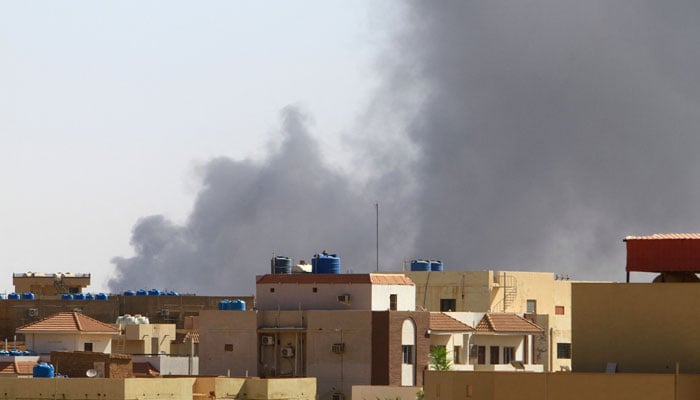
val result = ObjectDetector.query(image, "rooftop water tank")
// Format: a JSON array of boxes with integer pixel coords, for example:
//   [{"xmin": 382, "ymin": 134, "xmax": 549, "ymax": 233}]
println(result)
[
  {"xmin": 410, "ymin": 259, "xmax": 431, "ymax": 271},
  {"xmin": 166, "ymin": 291, "xmax": 179, "ymax": 296},
  {"xmin": 61, "ymin": 294, "xmax": 73, "ymax": 300},
  {"xmin": 8, "ymin": 293, "xmax": 19, "ymax": 300},
  {"xmin": 136, "ymin": 289, "xmax": 148, "ymax": 296},
  {"xmin": 0, "ymin": 350, "xmax": 8, "ymax": 356},
  {"xmin": 73, "ymin": 293, "xmax": 85, "ymax": 300},
  {"xmin": 84, "ymin": 293, "xmax": 95, "ymax": 300},
  {"xmin": 21, "ymin": 292, "xmax": 35, "ymax": 300},
  {"xmin": 230, "ymin": 299, "xmax": 246, "ymax": 311},
  {"xmin": 312, "ymin": 252, "xmax": 341, "ymax": 274},
  {"xmin": 9, "ymin": 349, "xmax": 22, "ymax": 356},
  {"xmin": 272, "ymin": 256, "xmax": 293, "ymax": 274},
  {"xmin": 430, "ymin": 260, "xmax": 444, "ymax": 272},
  {"xmin": 147, "ymin": 289, "xmax": 161, "ymax": 296},
  {"xmin": 218, "ymin": 300, "xmax": 230, "ymax": 310},
  {"xmin": 33, "ymin": 362, "xmax": 55, "ymax": 378},
  {"xmin": 123, "ymin": 290, "xmax": 136, "ymax": 296},
  {"xmin": 96, "ymin": 293, "xmax": 109, "ymax": 301}
]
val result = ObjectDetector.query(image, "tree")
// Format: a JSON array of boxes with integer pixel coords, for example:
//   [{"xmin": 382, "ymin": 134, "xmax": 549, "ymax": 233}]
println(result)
[{"xmin": 429, "ymin": 345, "xmax": 452, "ymax": 371}]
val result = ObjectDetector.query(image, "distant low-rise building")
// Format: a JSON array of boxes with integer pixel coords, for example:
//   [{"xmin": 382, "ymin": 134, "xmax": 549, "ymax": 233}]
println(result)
[{"xmin": 16, "ymin": 312, "xmax": 119, "ymax": 354}]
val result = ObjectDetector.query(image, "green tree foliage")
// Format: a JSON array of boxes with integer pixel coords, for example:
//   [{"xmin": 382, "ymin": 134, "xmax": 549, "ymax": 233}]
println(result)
[{"xmin": 429, "ymin": 345, "xmax": 452, "ymax": 371}]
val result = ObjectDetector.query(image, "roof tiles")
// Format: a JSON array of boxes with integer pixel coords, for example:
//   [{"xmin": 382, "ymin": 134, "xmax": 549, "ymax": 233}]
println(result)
[
  {"xmin": 429, "ymin": 313, "xmax": 474, "ymax": 332},
  {"xmin": 475, "ymin": 313, "xmax": 544, "ymax": 334},
  {"xmin": 625, "ymin": 233, "xmax": 700, "ymax": 240},
  {"xmin": 16, "ymin": 312, "xmax": 118, "ymax": 334}
]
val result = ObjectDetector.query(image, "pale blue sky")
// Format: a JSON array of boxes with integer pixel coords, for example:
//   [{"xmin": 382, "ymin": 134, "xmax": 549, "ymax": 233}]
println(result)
[{"xmin": 0, "ymin": 1, "xmax": 387, "ymax": 292}]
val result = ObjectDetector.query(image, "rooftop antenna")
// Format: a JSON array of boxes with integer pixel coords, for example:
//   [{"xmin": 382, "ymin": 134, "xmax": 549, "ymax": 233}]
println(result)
[{"xmin": 375, "ymin": 202, "xmax": 379, "ymax": 272}]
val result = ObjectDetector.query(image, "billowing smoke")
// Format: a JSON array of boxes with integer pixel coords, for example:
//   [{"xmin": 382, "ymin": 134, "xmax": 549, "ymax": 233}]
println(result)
[
  {"xmin": 109, "ymin": 108, "xmax": 413, "ymax": 294},
  {"xmin": 111, "ymin": 2, "xmax": 700, "ymax": 293},
  {"xmin": 394, "ymin": 1, "xmax": 700, "ymax": 280}
]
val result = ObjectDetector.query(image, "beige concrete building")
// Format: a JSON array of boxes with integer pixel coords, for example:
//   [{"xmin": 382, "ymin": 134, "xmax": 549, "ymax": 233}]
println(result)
[
  {"xmin": 13, "ymin": 272, "xmax": 91, "ymax": 296},
  {"xmin": 199, "ymin": 309, "xmax": 430, "ymax": 400},
  {"xmin": 16, "ymin": 312, "xmax": 119, "ymax": 354},
  {"xmin": 395, "ymin": 270, "xmax": 574, "ymax": 371},
  {"xmin": 115, "ymin": 323, "xmax": 176, "ymax": 355}
]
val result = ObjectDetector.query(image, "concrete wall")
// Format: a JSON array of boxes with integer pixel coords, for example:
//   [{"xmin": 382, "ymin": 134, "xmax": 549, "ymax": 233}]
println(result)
[
  {"xmin": 352, "ymin": 385, "xmax": 423, "ymax": 400},
  {"xmin": 424, "ymin": 371, "xmax": 700, "ymax": 400},
  {"xmin": 122, "ymin": 323, "xmax": 176, "ymax": 354},
  {"xmin": 370, "ymin": 284, "xmax": 416, "ymax": 311},
  {"xmin": 50, "ymin": 351, "xmax": 133, "ymax": 378},
  {"xmin": 133, "ymin": 355, "xmax": 199, "ymax": 375},
  {"xmin": 198, "ymin": 309, "xmax": 259, "ymax": 377},
  {"xmin": 573, "ymin": 282, "xmax": 700, "ymax": 373},
  {"xmin": 0, "ymin": 376, "xmax": 316, "ymax": 400},
  {"xmin": 24, "ymin": 332, "xmax": 112, "ymax": 354}
]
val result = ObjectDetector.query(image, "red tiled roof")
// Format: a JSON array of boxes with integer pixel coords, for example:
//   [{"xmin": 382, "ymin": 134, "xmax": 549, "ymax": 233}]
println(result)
[
  {"xmin": 174, "ymin": 330, "xmax": 199, "ymax": 344},
  {"xmin": 429, "ymin": 313, "xmax": 474, "ymax": 332},
  {"xmin": 133, "ymin": 362, "xmax": 159, "ymax": 377},
  {"xmin": 256, "ymin": 273, "xmax": 414, "ymax": 285},
  {"xmin": 16, "ymin": 312, "xmax": 118, "ymax": 334},
  {"xmin": 475, "ymin": 313, "xmax": 543, "ymax": 334},
  {"xmin": 625, "ymin": 233, "xmax": 700, "ymax": 240}
]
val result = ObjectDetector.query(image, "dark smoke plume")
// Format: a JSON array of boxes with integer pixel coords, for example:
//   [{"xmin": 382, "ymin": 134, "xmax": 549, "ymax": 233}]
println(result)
[
  {"xmin": 394, "ymin": 1, "xmax": 700, "ymax": 280},
  {"xmin": 111, "ymin": 2, "xmax": 700, "ymax": 293},
  {"xmin": 109, "ymin": 108, "xmax": 412, "ymax": 294}
]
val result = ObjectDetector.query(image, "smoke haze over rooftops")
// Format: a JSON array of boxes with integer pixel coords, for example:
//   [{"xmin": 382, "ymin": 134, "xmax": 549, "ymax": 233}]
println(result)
[{"xmin": 110, "ymin": 2, "xmax": 700, "ymax": 294}]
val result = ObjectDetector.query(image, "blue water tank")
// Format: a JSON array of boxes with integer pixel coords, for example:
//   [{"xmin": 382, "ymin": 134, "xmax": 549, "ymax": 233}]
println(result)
[
  {"xmin": 84, "ymin": 293, "xmax": 94, "ymax": 300},
  {"xmin": 272, "ymin": 256, "xmax": 293, "ymax": 274},
  {"xmin": 96, "ymin": 293, "xmax": 109, "ymax": 301},
  {"xmin": 166, "ymin": 291, "xmax": 179, "ymax": 296},
  {"xmin": 7, "ymin": 293, "xmax": 19, "ymax": 300},
  {"xmin": 123, "ymin": 290, "xmax": 136, "ymax": 296},
  {"xmin": 218, "ymin": 300, "xmax": 229, "ymax": 310},
  {"xmin": 0, "ymin": 350, "xmax": 8, "ymax": 356},
  {"xmin": 33, "ymin": 362, "xmax": 55, "ymax": 378},
  {"xmin": 9, "ymin": 349, "xmax": 22, "ymax": 356},
  {"xmin": 230, "ymin": 299, "xmax": 246, "ymax": 311},
  {"xmin": 410, "ymin": 259, "xmax": 431, "ymax": 271},
  {"xmin": 136, "ymin": 289, "xmax": 148, "ymax": 296},
  {"xmin": 148, "ymin": 289, "xmax": 161, "ymax": 296},
  {"xmin": 61, "ymin": 294, "xmax": 73, "ymax": 300},
  {"xmin": 312, "ymin": 253, "xmax": 341, "ymax": 274},
  {"xmin": 430, "ymin": 260, "xmax": 444, "ymax": 272},
  {"xmin": 73, "ymin": 293, "xmax": 85, "ymax": 300},
  {"xmin": 0, "ymin": 294, "xmax": 4, "ymax": 300},
  {"xmin": 22, "ymin": 292, "xmax": 35, "ymax": 300},
  {"xmin": 23, "ymin": 350, "xmax": 37, "ymax": 356}
]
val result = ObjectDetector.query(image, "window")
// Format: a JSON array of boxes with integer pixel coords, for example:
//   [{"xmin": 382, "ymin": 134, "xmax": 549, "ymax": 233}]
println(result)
[
  {"xmin": 477, "ymin": 346, "xmax": 486, "ymax": 365},
  {"xmin": 224, "ymin": 344, "xmax": 234, "ymax": 352},
  {"xmin": 503, "ymin": 347, "xmax": 515, "ymax": 363},
  {"xmin": 440, "ymin": 298, "xmax": 456, "ymax": 312},
  {"xmin": 83, "ymin": 342, "xmax": 93, "ymax": 352},
  {"xmin": 557, "ymin": 343, "xmax": 571, "ymax": 359},
  {"xmin": 454, "ymin": 345, "xmax": 462, "ymax": 364},
  {"xmin": 270, "ymin": 288, "xmax": 275, "ymax": 293},
  {"xmin": 555, "ymin": 305, "xmax": 565, "ymax": 315},
  {"xmin": 390, "ymin": 294, "xmax": 397, "ymax": 311},
  {"xmin": 402, "ymin": 345, "xmax": 414, "ymax": 364},
  {"xmin": 489, "ymin": 346, "xmax": 500, "ymax": 364},
  {"xmin": 312, "ymin": 287, "xmax": 318, "ymax": 293},
  {"xmin": 526, "ymin": 299, "xmax": 537, "ymax": 314}
]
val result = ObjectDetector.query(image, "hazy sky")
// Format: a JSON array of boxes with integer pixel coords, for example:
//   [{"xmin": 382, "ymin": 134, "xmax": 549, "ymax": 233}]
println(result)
[
  {"xmin": 4, "ymin": 2, "xmax": 700, "ymax": 295},
  {"xmin": 1, "ymin": 1, "xmax": 382, "ymax": 293}
]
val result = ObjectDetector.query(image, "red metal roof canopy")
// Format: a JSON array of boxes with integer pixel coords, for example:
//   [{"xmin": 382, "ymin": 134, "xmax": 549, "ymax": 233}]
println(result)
[{"xmin": 625, "ymin": 233, "xmax": 700, "ymax": 273}]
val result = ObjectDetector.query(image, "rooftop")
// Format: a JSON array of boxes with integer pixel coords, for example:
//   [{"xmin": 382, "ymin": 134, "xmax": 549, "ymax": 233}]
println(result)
[
  {"xmin": 475, "ymin": 313, "xmax": 544, "ymax": 334},
  {"xmin": 256, "ymin": 273, "xmax": 414, "ymax": 285},
  {"xmin": 17, "ymin": 312, "xmax": 119, "ymax": 334},
  {"xmin": 625, "ymin": 233, "xmax": 700, "ymax": 240},
  {"xmin": 429, "ymin": 313, "xmax": 474, "ymax": 332}
]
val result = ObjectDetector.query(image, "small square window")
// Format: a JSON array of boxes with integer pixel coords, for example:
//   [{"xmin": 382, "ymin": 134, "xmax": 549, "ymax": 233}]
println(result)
[
  {"xmin": 557, "ymin": 343, "xmax": 571, "ymax": 359},
  {"xmin": 526, "ymin": 299, "xmax": 537, "ymax": 314},
  {"xmin": 270, "ymin": 288, "xmax": 275, "ymax": 293},
  {"xmin": 224, "ymin": 344, "xmax": 234, "ymax": 352},
  {"xmin": 84, "ymin": 342, "xmax": 93, "ymax": 352},
  {"xmin": 440, "ymin": 298, "xmax": 456, "ymax": 312},
  {"xmin": 313, "ymin": 287, "xmax": 318, "ymax": 293},
  {"xmin": 555, "ymin": 306, "xmax": 565, "ymax": 315}
]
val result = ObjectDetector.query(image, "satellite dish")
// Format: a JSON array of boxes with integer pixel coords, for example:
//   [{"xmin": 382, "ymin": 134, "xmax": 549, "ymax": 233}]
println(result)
[{"xmin": 86, "ymin": 369, "xmax": 98, "ymax": 378}]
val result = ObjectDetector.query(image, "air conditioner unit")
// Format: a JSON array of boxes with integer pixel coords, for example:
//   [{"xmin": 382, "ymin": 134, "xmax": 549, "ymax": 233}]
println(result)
[
  {"xmin": 262, "ymin": 335, "xmax": 275, "ymax": 346},
  {"xmin": 281, "ymin": 347, "xmax": 295, "ymax": 358},
  {"xmin": 331, "ymin": 393, "xmax": 345, "ymax": 400},
  {"xmin": 28, "ymin": 308, "xmax": 38, "ymax": 317},
  {"xmin": 337, "ymin": 294, "xmax": 350, "ymax": 304}
]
